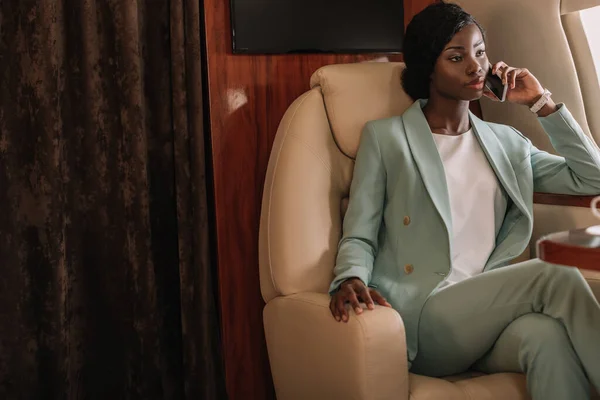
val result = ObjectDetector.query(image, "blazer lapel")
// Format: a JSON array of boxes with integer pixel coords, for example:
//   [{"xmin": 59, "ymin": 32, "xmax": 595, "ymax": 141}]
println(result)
[
  {"xmin": 469, "ymin": 112, "xmax": 529, "ymax": 219},
  {"xmin": 403, "ymin": 100, "xmax": 453, "ymax": 240}
]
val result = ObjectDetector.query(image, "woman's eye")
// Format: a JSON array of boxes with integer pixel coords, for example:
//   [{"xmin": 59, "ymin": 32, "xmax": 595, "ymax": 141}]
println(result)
[
  {"xmin": 450, "ymin": 55, "xmax": 462, "ymax": 62},
  {"xmin": 477, "ymin": 49, "xmax": 486, "ymax": 56}
]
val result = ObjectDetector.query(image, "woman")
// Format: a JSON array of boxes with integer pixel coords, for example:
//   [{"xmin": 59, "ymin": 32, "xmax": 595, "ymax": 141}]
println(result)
[{"xmin": 328, "ymin": 3, "xmax": 600, "ymax": 399}]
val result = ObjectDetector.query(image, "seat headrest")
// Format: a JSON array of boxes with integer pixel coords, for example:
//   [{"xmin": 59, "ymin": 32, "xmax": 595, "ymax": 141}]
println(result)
[
  {"xmin": 309, "ymin": 62, "xmax": 414, "ymax": 158},
  {"xmin": 561, "ymin": 0, "xmax": 600, "ymax": 14}
]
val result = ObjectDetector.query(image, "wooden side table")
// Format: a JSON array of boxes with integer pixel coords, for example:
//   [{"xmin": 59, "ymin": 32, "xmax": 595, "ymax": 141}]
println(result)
[{"xmin": 537, "ymin": 228, "xmax": 600, "ymax": 272}]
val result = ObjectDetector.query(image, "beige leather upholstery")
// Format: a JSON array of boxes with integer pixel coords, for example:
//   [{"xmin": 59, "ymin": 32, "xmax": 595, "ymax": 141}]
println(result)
[
  {"xmin": 308, "ymin": 63, "xmax": 413, "ymax": 158},
  {"xmin": 259, "ymin": 63, "xmax": 414, "ymax": 304},
  {"xmin": 562, "ymin": 0, "xmax": 600, "ymax": 14},
  {"xmin": 258, "ymin": 88, "xmax": 350, "ymax": 303},
  {"xmin": 538, "ymin": 4, "xmax": 600, "ymax": 306},
  {"xmin": 563, "ymin": 10, "xmax": 600, "ymax": 145},
  {"xmin": 264, "ymin": 293, "xmax": 408, "ymax": 400},
  {"xmin": 259, "ymin": 60, "xmax": 600, "ymax": 399},
  {"xmin": 455, "ymin": 0, "xmax": 599, "ymax": 149},
  {"xmin": 457, "ymin": 0, "xmax": 600, "ymax": 300},
  {"xmin": 408, "ymin": 372, "xmax": 529, "ymax": 400}
]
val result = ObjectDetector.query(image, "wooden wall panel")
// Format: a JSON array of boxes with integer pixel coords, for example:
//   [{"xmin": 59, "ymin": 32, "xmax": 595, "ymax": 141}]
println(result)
[{"xmin": 203, "ymin": 1, "xmax": 438, "ymax": 399}]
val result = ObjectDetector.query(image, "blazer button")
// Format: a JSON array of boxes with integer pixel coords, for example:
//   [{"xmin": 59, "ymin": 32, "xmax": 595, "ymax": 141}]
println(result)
[
  {"xmin": 404, "ymin": 264, "xmax": 414, "ymax": 274},
  {"xmin": 403, "ymin": 216, "xmax": 411, "ymax": 226}
]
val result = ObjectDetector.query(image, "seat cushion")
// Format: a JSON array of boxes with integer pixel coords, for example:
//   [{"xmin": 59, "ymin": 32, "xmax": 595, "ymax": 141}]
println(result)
[
  {"xmin": 409, "ymin": 372, "xmax": 529, "ymax": 400},
  {"xmin": 410, "ymin": 371, "xmax": 600, "ymax": 399}
]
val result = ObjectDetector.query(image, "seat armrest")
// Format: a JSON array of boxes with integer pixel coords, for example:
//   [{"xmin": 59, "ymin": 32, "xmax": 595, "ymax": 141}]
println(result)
[
  {"xmin": 531, "ymin": 203, "xmax": 600, "ymax": 300},
  {"xmin": 533, "ymin": 192, "xmax": 596, "ymax": 208},
  {"xmin": 586, "ymin": 273, "xmax": 600, "ymax": 301},
  {"xmin": 263, "ymin": 292, "xmax": 408, "ymax": 400}
]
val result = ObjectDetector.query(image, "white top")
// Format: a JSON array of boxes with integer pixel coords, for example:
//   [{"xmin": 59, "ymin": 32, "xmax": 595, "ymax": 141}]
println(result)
[{"xmin": 432, "ymin": 129, "xmax": 507, "ymax": 289}]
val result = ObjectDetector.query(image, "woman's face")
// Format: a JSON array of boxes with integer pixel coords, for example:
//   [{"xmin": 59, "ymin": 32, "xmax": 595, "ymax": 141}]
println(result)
[{"xmin": 430, "ymin": 23, "xmax": 490, "ymax": 101}]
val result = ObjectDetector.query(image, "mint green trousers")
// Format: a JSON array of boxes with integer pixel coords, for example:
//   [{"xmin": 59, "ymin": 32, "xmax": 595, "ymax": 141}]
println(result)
[{"xmin": 411, "ymin": 259, "xmax": 600, "ymax": 400}]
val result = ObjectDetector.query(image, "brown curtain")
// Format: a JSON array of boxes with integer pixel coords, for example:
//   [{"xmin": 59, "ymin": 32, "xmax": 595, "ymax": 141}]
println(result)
[{"xmin": 0, "ymin": 0, "xmax": 225, "ymax": 399}]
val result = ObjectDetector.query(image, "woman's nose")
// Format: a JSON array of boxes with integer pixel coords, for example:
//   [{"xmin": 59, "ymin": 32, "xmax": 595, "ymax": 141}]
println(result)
[{"xmin": 467, "ymin": 60, "xmax": 483, "ymax": 75}]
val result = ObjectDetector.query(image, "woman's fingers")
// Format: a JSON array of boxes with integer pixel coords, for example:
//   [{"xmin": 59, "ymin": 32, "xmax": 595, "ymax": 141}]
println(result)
[
  {"xmin": 492, "ymin": 61, "xmax": 525, "ymax": 89},
  {"xmin": 370, "ymin": 290, "xmax": 392, "ymax": 307},
  {"xmin": 330, "ymin": 280, "xmax": 393, "ymax": 323},
  {"xmin": 492, "ymin": 61, "xmax": 513, "ymax": 85},
  {"xmin": 502, "ymin": 66, "xmax": 512, "ymax": 86},
  {"xmin": 491, "ymin": 62, "xmax": 499, "ymax": 74},
  {"xmin": 329, "ymin": 297, "xmax": 341, "ymax": 322},
  {"xmin": 347, "ymin": 289, "xmax": 362, "ymax": 315},
  {"xmin": 359, "ymin": 286, "xmax": 375, "ymax": 310},
  {"xmin": 487, "ymin": 63, "xmax": 543, "ymax": 105},
  {"xmin": 509, "ymin": 68, "xmax": 523, "ymax": 89},
  {"xmin": 336, "ymin": 295, "xmax": 348, "ymax": 322},
  {"xmin": 505, "ymin": 68, "xmax": 513, "ymax": 88},
  {"xmin": 492, "ymin": 61, "xmax": 506, "ymax": 76}
]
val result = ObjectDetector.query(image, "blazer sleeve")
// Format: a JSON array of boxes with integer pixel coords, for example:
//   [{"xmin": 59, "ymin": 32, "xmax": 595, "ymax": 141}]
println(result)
[
  {"xmin": 328, "ymin": 122, "xmax": 386, "ymax": 294},
  {"xmin": 526, "ymin": 104, "xmax": 600, "ymax": 194}
]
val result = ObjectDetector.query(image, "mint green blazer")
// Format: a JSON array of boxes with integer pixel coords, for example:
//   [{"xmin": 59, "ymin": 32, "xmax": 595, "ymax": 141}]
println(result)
[{"xmin": 329, "ymin": 99, "xmax": 600, "ymax": 362}]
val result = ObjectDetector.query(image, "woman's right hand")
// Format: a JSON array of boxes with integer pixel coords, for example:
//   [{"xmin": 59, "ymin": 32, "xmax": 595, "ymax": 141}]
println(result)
[{"xmin": 329, "ymin": 277, "xmax": 392, "ymax": 322}]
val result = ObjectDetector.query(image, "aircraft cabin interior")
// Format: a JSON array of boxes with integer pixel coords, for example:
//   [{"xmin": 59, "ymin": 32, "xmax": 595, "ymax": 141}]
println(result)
[{"xmin": 1, "ymin": 0, "xmax": 600, "ymax": 399}]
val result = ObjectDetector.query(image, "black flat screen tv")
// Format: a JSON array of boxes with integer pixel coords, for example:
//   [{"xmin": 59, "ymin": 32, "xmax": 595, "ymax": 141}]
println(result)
[{"xmin": 230, "ymin": 0, "xmax": 404, "ymax": 54}]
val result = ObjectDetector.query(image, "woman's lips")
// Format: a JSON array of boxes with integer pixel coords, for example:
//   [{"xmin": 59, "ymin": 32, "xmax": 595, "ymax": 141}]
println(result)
[{"xmin": 466, "ymin": 80, "xmax": 485, "ymax": 90}]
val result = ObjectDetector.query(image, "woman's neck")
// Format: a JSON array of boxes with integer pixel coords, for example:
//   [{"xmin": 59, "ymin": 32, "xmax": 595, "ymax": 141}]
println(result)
[{"xmin": 422, "ymin": 96, "xmax": 471, "ymax": 136}]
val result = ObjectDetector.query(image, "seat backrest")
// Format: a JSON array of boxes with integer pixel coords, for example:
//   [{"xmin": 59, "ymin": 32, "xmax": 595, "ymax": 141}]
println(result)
[
  {"xmin": 456, "ymin": 0, "xmax": 600, "ymax": 150},
  {"xmin": 259, "ymin": 62, "xmax": 413, "ymax": 302},
  {"xmin": 563, "ymin": 6, "xmax": 600, "ymax": 143}
]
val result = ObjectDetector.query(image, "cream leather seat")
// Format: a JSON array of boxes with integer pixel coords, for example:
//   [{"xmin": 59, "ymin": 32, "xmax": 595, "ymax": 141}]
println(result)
[
  {"xmin": 259, "ymin": 62, "xmax": 600, "ymax": 400},
  {"xmin": 455, "ymin": 0, "xmax": 600, "ymax": 299}
]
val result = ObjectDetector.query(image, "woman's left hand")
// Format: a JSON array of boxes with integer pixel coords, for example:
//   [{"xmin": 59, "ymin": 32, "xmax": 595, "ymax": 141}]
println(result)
[{"xmin": 484, "ymin": 61, "xmax": 545, "ymax": 106}]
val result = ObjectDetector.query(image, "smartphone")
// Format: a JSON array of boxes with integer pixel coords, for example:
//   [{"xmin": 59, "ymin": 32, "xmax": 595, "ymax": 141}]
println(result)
[{"xmin": 485, "ymin": 68, "xmax": 508, "ymax": 102}]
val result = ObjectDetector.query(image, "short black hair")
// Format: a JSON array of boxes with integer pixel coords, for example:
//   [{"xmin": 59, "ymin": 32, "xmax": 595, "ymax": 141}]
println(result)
[{"xmin": 401, "ymin": 2, "xmax": 485, "ymax": 100}]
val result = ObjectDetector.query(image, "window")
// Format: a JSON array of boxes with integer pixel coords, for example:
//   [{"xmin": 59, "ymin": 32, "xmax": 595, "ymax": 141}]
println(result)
[{"xmin": 581, "ymin": 6, "xmax": 600, "ymax": 79}]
